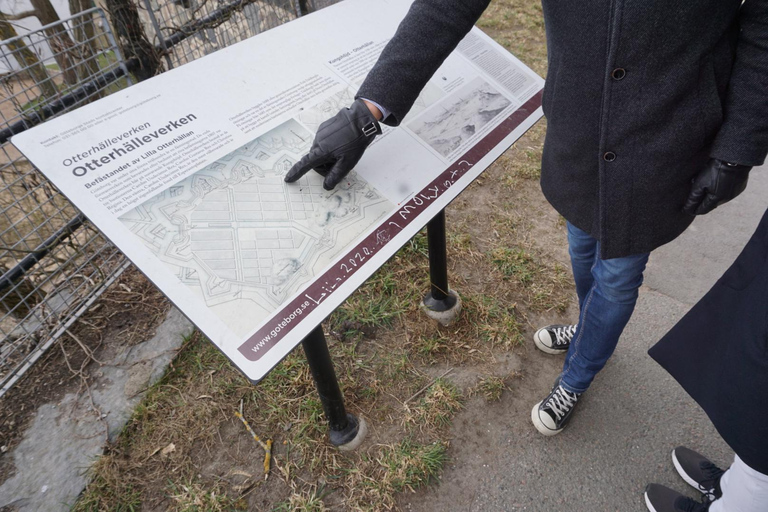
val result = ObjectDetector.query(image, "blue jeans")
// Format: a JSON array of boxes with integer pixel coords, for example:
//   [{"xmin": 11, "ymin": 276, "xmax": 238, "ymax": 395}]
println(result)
[{"xmin": 560, "ymin": 222, "xmax": 650, "ymax": 394}]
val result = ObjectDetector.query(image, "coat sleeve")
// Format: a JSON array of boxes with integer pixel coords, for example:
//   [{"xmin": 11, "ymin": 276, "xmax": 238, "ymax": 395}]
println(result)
[
  {"xmin": 355, "ymin": 0, "xmax": 492, "ymax": 126},
  {"xmin": 710, "ymin": 0, "xmax": 768, "ymax": 167}
]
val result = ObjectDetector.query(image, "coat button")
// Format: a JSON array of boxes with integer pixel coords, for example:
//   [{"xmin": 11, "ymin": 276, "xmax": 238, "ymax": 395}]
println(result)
[
  {"xmin": 604, "ymin": 151, "xmax": 616, "ymax": 162},
  {"xmin": 611, "ymin": 68, "xmax": 626, "ymax": 80}
]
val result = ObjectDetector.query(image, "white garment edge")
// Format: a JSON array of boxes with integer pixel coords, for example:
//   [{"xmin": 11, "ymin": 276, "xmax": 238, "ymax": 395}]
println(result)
[
  {"xmin": 709, "ymin": 455, "xmax": 768, "ymax": 512},
  {"xmin": 359, "ymin": 97, "xmax": 391, "ymax": 121}
]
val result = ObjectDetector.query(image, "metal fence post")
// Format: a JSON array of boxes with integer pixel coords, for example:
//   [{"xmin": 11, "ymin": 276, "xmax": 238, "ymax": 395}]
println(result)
[{"xmin": 140, "ymin": 0, "xmax": 174, "ymax": 70}]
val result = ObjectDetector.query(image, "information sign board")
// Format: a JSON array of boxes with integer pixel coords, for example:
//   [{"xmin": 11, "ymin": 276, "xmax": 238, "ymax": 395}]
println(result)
[{"xmin": 12, "ymin": 0, "xmax": 544, "ymax": 382}]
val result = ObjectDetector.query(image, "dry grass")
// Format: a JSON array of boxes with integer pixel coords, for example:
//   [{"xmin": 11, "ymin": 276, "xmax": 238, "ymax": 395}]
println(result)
[
  {"xmin": 70, "ymin": 1, "xmax": 569, "ymax": 510},
  {"xmin": 403, "ymin": 379, "xmax": 463, "ymax": 433},
  {"xmin": 72, "ymin": 212, "xmax": 554, "ymax": 510}
]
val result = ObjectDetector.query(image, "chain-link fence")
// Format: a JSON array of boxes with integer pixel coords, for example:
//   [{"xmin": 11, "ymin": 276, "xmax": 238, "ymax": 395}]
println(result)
[
  {"xmin": 0, "ymin": 0, "xmax": 342, "ymax": 397},
  {"xmin": 0, "ymin": 8, "xmax": 133, "ymax": 396}
]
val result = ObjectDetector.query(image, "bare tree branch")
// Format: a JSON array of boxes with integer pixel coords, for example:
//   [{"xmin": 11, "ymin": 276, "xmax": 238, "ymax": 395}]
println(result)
[{"xmin": 1, "ymin": 10, "xmax": 38, "ymax": 21}]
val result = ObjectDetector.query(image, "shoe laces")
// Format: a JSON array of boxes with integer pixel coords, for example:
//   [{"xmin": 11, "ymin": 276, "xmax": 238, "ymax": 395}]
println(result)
[
  {"xmin": 553, "ymin": 325, "xmax": 577, "ymax": 346},
  {"xmin": 698, "ymin": 461, "xmax": 725, "ymax": 500},
  {"xmin": 545, "ymin": 386, "xmax": 579, "ymax": 420},
  {"xmin": 676, "ymin": 493, "xmax": 711, "ymax": 512}
]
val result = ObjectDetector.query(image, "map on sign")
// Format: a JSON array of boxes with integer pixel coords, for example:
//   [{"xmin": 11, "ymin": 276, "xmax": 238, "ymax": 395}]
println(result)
[
  {"xmin": 12, "ymin": 0, "xmax": 544, "ymax": 382},
  {"xmin": 119, "ymin": 120, "xmax": 392, "ymax": 338}
]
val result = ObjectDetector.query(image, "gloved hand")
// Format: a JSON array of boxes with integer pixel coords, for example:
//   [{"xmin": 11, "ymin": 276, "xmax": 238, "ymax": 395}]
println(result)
[
  {"xmin": 683, "ymin": 158, "xmax": 752, "ymax": 216},
  {"xmin": 285, "ymin": 99, "xmax": 381, "ymax": 190}
]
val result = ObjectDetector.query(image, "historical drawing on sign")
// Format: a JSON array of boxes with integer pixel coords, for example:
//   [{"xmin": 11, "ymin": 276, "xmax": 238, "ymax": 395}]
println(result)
[
  {"xmin": 408, "ymin": 77, "xmax": 512, "ymax": 158},
  {"xmin": 119, "ymin": 119, "xmax": 394, "ymax": 337}
]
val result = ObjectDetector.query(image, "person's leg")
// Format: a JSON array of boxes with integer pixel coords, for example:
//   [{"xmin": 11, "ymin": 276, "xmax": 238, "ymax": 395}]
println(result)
[
  {"xmin": 566, "ymin": 222, "xmax": 598, "ymax": 311},
  {"xmin": 710, "ymin": 455, "xmax": 768, "ymax": 512},
  {"xmin": 559, "ymin": 245, "xmax": 649, "ymax": 394},
  {"xmin": 532, "ymin": 240, "xmax": 649, "ymax": 434},
  {"xmin": 532, "ymin": 223, "xmax": 597, "ymax": 354}
]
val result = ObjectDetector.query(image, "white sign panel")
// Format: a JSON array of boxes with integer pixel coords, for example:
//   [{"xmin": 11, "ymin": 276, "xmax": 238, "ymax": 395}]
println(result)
[{"xmin": 12, "ymin": 0, "xmax": 543, "ymax": 382}]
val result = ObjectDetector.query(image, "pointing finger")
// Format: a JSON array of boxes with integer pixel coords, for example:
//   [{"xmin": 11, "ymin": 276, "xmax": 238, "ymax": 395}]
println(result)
[
  {"xmin": 284, "ymin": 148, "xmax": 327, "ymax": 183},
  {"xmin": 322, "ymin": 156, "xmax": 354, "ymax": 190}
]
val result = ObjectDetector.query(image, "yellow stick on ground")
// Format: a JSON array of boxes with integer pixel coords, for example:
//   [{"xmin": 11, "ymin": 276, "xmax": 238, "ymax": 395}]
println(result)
[
  {"xmin": 234, "ymin": 411, "xmax": 269, "ymax": 451},
  {"xmin": 235, "ymin": 411, "xmax": 273, "ymax": 480},
  {"xmin": 235, "ymin": 411, "xmax": 282, "ymax": 480},
  {"xmin": 264, "ymin": 440, "xmax": 273, "ymax": 481}
]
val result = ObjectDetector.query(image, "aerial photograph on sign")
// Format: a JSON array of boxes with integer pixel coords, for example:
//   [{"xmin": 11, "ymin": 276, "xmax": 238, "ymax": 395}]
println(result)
[{"xmin": 408, "ymin": 77, "xmax": 513, "ymax": 158}]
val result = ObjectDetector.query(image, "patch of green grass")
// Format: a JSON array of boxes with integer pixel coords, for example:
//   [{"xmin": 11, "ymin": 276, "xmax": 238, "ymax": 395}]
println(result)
[
  {"xmin": 405, "ymin": 378, "xmax": 463, "ymax": 431},
  {"xmin": 415, "ymin": 334, "xmax": 449, "ymax": 357},
  {"xmin": 168, "ymin": 479, "xmax": 245, "ymax": 511},
  {"xmin": 274, "ymin": 485, "xmax": 328, "ymax": 512},
  {"xmin": 482, "ymin": 301, "xmax": 525, "ymax": 348},
  {"xmin": 448, "ymin": 231, "xmax": 473, "ymax": 252},
  {"xmin": 489, "ymin": 247, "xmax": 570, "ymax": 312},
  {"xmin": 71, "ymin": 470, "xmax": 142, "ymax": 512},
  {"xmin": 491, "ymin": 247, "xmax": 537, "ymax": 285},
  {"xmin": 375, "ymin": 350, "xmax": 413, "ymax": 385},
  {"xmin": 476, "ymin": 375, "xmax": 505, "ymax": 402},
  {"xmin": 378, "ymin": 439, "xmax": 448, "ymax": 494},
  {"xmin": 401, "ymin": 229, "xmax": 430, "ymax": 258},
  {"xmin": 332, "ymin": 293, "xmax": 405, "ymax": 331}
]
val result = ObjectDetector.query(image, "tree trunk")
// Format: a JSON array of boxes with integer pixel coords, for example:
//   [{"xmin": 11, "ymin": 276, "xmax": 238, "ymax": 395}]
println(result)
[
  {"xmin": 68, "ymin": 0, "xmax": 102, "ymax": 87},
  {"xmin": 0, "ymin": 12, "xmax": 59, "ymax": 101},
  {"xmin": 29, "ymin": 0, "xmax": 79, "ymax": 85},
  {"xmin": 104, "ymin": 0, "xmax": 160, "ymax": 81}
]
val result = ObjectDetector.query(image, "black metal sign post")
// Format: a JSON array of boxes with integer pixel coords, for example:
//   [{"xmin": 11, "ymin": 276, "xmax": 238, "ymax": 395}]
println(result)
[
  {"xmin": 301, "ymin": 209, "xmax": 462, "ymax": 449},
  {"xmin": 301, "ymin": 325, "xmax": 367, "ymax": 450},
  {"xmin": 422, "ymin": 209, "xmax": 462, "ymax": 325}
]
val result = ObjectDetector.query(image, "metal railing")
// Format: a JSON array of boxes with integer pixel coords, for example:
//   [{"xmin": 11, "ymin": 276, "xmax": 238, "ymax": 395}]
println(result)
[{"xmin": 0, "ymin": 0, "xmax": 342, "ymax": 397}]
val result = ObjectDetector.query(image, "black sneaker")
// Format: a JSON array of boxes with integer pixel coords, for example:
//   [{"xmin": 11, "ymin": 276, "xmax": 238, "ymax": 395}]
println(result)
[
  {"xmin": 533, "ymin": 324, "xmax": 577, "ymax": 354},
  {"xmin": 530, "ymin": 378, "xmax": 581, "ymax": 436},
  {"xmin": 672, "ymin": 447, "xmax": 724, "ymax": 501},
  {"xmin": 644, "ymin": 484, "xmax": 710, "ymax": 512}
]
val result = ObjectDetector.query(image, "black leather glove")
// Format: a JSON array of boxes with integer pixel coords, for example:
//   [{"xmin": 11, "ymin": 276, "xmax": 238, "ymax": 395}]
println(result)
[
  {"xmin": 284, "ymin": 99, "xmax": 381, "ymax": 190},
  {"xmin": 683, "ymin": 158, "xmax": 752, "ymax": 216}
]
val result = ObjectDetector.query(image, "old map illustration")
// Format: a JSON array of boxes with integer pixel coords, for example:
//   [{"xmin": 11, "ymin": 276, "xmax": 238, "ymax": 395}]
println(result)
[{"xmin": 119, "ymin": 119, "xmax": 393, "ymax": 337}]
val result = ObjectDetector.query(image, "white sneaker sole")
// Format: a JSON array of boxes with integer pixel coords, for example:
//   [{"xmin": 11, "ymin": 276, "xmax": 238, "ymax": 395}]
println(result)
[
  {"xmin": 533, "ymin": 329, "xmax": 567, "ymax": 355},
  {"xmin": 672, "ymin": 448, "xmax": 715, "ymax": 499},
  {"xmin": 530, "ymin": 401, "xmax": 563, "ymax": 436},
  {"xmin": 644, "ymin": 490, "xmax": 659, "ymax": 512}
]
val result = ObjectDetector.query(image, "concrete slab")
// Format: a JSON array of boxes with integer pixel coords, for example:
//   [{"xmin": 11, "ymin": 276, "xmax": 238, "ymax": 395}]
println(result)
[{"xmin": 0, "ymin": 308, "xmax": 192, "ymax": 511}]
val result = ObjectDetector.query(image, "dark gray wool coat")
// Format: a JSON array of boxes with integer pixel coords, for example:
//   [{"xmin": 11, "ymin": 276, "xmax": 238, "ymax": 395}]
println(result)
[{"xmin": 356, "ymin": 0, "xmax": 768, "ymax": 259}]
